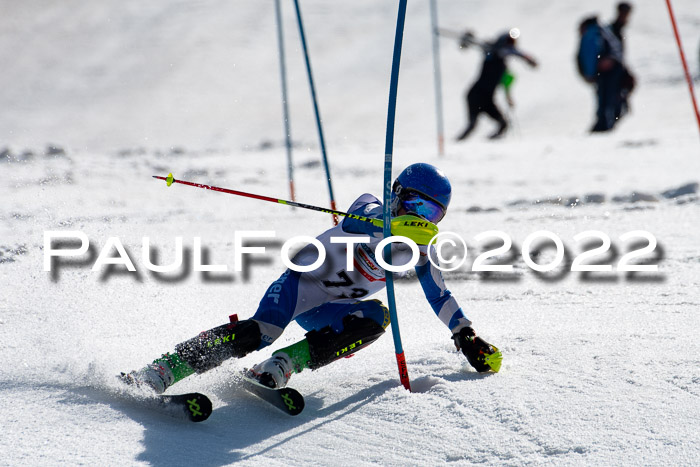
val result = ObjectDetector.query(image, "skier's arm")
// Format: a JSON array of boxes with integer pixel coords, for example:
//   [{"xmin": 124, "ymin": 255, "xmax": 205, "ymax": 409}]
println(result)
[
  {"xmin": 340, "ymin": 195, "xmax": 439, "ymax": 245},
  {"xmin": 414, "ymin": 248, "xmax": 472, "ymax": 333},
  {"xmin": 340, "ymin": 194, "xmax": 383, "ymax": 237}
]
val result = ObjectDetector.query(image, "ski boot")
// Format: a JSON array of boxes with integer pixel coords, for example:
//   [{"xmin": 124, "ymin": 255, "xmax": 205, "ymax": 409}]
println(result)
[
  {"xmin": 119, "ymin": 352, "xmax": 187, "ymax": 394},
  {"xmin": 245, "ymin": 352, "xmax": 293, "ymax": 389},
  {"xmin": 452, "ymin": 327, "xmax": 502, "ymax": 372}
]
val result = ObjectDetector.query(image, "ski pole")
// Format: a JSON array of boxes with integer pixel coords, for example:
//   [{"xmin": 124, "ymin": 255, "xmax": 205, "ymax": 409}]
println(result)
[
  {"xmin": 153, "ymin": 173, "xmax": 380, "ymax": 227},
  {"xmin": 153, "ymin": 174, "xmax": 439, "ymax": 245}
]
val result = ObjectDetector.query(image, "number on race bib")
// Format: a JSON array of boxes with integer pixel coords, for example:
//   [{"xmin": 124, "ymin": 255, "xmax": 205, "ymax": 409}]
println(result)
[{"xmin": 322, "ymin": 270, "xmax": 369, "ymax": 298}]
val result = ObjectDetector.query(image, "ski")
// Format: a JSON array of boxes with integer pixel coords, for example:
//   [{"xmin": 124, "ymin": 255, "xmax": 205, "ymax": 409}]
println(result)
[
  {"xmin": 240, "ymin": 371, "xmax": 305, "ymax": 416},
  {"xmin": 157, "ymin": 392, "xmax": 213, "ymax": 423},
  {"xmin": 118, "ymin": 372, "xmax": 213, "ymax": 422}
]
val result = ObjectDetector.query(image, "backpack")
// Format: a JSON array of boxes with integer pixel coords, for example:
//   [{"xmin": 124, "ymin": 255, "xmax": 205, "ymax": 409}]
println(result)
[
  {"xmin": 577, "ymin": 16, "xmax": 623, "ymax": 81},
  {"xmin": 576, "ymin": 16, "xmax": 600, "ymax": 81}
]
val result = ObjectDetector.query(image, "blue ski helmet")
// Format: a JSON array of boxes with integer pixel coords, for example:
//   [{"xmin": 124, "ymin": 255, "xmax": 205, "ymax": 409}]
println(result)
[{"xmin": 391, "ymin": 163, "xmax": 452, "ymax": 223}]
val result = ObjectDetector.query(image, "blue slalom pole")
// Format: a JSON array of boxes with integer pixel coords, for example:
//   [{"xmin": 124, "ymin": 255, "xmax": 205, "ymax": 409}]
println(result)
[
  {"xmin": 292, "ymin": 0, "xmax": 338, "ymax": 225},
  {"xmin": 383, "ymin": 0, "xmax": 411, "ymax": 392},
  {"xmin": 274, "ymin": 0, "xmax": 296, "ymax": 201},
  {"xmin": 429, "ymin": 0, "xmax": 445, "ymax": 156}
]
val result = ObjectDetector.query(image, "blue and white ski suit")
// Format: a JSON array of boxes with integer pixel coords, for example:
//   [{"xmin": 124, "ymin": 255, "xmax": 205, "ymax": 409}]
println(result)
[{"xmin": 252, "ymin": 194, "xmax": 472, "ymax": 347}]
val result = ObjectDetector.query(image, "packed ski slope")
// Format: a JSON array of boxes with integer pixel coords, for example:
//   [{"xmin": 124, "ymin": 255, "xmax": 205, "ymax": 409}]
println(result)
[{"xmin": 1, "ymin": 1, "xmax": 699, "ymax": 465}]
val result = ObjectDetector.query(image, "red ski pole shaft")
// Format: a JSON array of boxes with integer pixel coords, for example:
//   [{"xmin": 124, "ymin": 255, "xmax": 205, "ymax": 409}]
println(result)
[
  {"xmin": 153, "ymin": 174, "xmax": 381, "ymax": 227},
  {"xmin": 665, "ymin": 0, "xmax": 700, "ymax": 138}
]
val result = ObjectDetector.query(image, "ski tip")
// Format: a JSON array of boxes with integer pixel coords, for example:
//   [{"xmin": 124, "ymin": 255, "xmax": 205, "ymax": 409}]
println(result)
[
  {"xmin": 186, "ymin": 392, "xmax": 213, "ymax": 422},
  {"xmin": 279, "ymin": 388, "xmax": 305, "ymax": 416},
  {"xmin": 241, "ymin": 370, "xmax": 305, "ymax": 416},
  {"xmin": 162, "ymin": 392, "xmax": 212, "ymax": 423}
]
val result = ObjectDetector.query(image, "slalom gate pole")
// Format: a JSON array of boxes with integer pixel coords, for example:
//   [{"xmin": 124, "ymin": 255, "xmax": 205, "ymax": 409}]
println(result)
[
  {"xmin": 274, "ymin": 0, "xmax": 296, "ymax": 201},
  {"xmin": 153, "ymin": 174, "xmax": 382, "ymax": 227},
  {"xmin": 383, "ymin": 0, "xmax": 411, "ymax": 392},
  {"xmin": 429, "ymin": 0, "xmax": 445, "ymax": 156},
  {"xmin": 665, "ymin": 0, "xmax": 700, "ymax": 139},
  {"xmin": 292, "ymin": 0, "xmax": 339, "ymax": 224}
]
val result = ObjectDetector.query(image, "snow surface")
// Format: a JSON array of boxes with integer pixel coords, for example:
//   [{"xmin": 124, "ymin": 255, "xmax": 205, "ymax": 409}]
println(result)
[{"xmin": 2, "ymin": 1, "xmax": 700, "ymax": 465}]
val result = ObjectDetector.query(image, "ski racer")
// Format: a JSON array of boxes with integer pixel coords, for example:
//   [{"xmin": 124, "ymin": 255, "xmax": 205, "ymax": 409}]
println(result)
[{"xmin": 122, "ymin": 163, "xmax": 502, "ymax": 393}]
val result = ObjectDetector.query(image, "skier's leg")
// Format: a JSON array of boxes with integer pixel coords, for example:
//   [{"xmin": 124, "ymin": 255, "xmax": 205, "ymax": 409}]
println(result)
[
  {"xmin": 122, "ymin": 270, "xmax": 304, "ymax": 393},
  {"xmin": 248, "ymin": 299, "xmax": 390, "ymax": 388},
  {"xmin": 175, "ymin": 319, "xmax": 263, "ymax": 372},
  {"xmin": 296, "ymin": 298, "xmax": 390, "ymax": 368},
  {"xmin": 121, "ymin": 318, "xmax": 263, "ymax": 394}
]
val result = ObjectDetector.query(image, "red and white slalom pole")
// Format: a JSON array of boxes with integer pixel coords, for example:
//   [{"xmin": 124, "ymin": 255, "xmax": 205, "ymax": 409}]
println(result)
[{"xmin": 665, "ymin": 0, "xmax": 700, "ymax": 139}]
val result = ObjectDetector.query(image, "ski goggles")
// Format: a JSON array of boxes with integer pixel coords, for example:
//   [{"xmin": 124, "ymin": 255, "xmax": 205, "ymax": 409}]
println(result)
[{"xmin": 399, "ymin": 192, "xmax": 446, "ymax": 223}]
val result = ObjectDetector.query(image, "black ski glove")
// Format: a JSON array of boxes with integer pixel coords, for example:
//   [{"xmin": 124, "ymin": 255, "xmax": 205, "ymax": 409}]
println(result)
[
  {"xmin": 459, "ymin": 31, "xmax": 476, "ymax": 49},
  {"xmin": 452, "ymin": 327, "xmax": 502, "ymax": 373}
]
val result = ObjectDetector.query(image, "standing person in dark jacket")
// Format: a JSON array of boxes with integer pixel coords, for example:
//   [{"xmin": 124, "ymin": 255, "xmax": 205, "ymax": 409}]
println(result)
[
  {"xmin": 578, "ymin": 3, "xmax": 634, "ymax": 133},
  {"xmin": 578, "ymin": 17, "xmax": 624, "ymax": 132},
  {"xmin": 456, "ymin": 29, "xmax": 537, "ymax": 141},
  {"xmin": 610, "ymin": 2, "xmax": 635, "ymax": 119},
  {"xmin": 610, "ymin": 2, "xmax": 632, "ymax": 48}
]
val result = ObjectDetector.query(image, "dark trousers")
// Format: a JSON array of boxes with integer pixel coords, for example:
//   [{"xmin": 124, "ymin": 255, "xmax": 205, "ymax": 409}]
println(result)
[
  {"xmin": 592, "ymin": 64, "xmax": 624, "ymax": 132},
  {"xmin": 457, "ymin": 85, "xmax": 506, "ymax": 140}
]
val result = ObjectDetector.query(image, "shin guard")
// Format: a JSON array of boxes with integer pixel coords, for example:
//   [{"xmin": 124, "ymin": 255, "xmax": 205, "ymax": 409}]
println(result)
[
  {"xmin": 176, "ymin": 319, "xmax": 261, "ymax": 373},
  {"xmin": 305, "ymin": 315, "xmax": 385, "ymax": 370}
]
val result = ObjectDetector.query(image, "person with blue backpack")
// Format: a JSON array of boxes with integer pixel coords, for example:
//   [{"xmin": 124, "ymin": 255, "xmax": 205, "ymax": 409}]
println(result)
[{"xmin": 578, "ymin": 3, "xmax": 634, "ymax": 132}]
